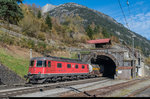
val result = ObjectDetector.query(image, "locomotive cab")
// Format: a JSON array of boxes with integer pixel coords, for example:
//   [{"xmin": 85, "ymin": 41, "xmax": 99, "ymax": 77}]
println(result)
[
  {"xmin": 24, "ymin": 58, "xmax": 47, "ymax": 83},
  {"xmin": 29, "ymin": 59, "xmax": 46, "ymax": 74}
]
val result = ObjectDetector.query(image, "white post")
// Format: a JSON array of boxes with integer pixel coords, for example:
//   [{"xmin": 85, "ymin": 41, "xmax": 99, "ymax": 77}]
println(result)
[{"xmin": 30, "ymin": 49, "xmax": 32, "ymax": 59}]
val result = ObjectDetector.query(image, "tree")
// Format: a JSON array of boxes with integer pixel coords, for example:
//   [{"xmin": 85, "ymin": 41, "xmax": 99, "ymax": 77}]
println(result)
[
  {"xmin": 102, "ymin": 28, "xmax": 110, "ymax": 38},
  {"xmin": 86, "ymin": 25, "xmax": 94, "ymax": 39},
  {"xmin": 16, "ymin": 0, "xmax": 23, "ymax": 3},
  {"xmin": 37, "ymin": 10, "xmax": 41, "ymax": 19},
  {"xmin": 45, "ymin": 14, "xmax": 52, "ymax": 30},
  {"xmin": 0, "ymin": 0, "xmax": 24, "ymax": 24},
  {"xmin": 94, "ymin": 25, "xmax": 101, "ymax": 34}
]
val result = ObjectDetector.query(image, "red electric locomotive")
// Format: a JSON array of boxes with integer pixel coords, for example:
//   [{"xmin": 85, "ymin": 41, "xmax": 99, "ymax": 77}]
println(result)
[{"xmin": 24, "ymin": 55, "xmax": 96, "ymax": 83}]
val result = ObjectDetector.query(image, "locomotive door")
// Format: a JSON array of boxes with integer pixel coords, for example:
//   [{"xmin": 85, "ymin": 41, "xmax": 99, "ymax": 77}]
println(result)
[
  {"xmin": 56, "ymin": 62, "xmax": 65, "ymax": 73},
  {"xmin": 34, "ymin": 60, "xmax": 45, "ymax": 74},
  {"xmin": 46, "ymin": 60, "xmax": 54, "ymax": 73}
]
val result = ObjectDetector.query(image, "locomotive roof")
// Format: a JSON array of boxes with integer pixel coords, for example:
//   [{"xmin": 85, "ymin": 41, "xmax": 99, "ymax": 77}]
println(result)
[{"xmin": 31, "ymin": 55, "xmax": 88, "ymax": 64}]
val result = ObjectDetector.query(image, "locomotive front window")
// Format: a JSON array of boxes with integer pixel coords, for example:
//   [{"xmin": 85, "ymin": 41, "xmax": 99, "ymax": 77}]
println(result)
[
  {"xmin": 82, "ymin": 65, "xmax": 85, "ymax": 69},
  {"xmin": 37, "ymin": 60, "xmax": 43, "ymax": 67},
  {"xmin": 30, "ymin": 60, "xmax": 34, "ymax": 67}
]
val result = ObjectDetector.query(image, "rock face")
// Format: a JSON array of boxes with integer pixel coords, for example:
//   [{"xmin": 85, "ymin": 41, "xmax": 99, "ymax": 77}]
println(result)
[
  {"xmin": 41, "ymin": 4, "xmax": 57, "ymax": 15},
  {"xmin": 0, "ymin": 63, "xmax": 26, "ymax": 85},
  {"xmin": 42, "ymin": 2, "xmax": 150, "ymax": 56}
]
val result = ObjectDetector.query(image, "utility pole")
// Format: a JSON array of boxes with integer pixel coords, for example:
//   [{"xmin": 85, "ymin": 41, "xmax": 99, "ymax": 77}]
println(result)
[{"xmin": 132, "ymin": 35, "xmax": 136, "ymax": 78}]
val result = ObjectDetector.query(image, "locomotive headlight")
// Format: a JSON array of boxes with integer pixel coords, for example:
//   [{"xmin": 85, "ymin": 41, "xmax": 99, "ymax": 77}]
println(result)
[{"xmin": 88, "ymin": 64, "xmax": 93, "ymax": 73}]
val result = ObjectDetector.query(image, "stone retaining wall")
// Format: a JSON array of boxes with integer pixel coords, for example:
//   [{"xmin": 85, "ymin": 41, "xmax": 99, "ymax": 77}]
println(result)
[{"xmin": 0, "ymin": 63, "xmax": 26, "ymax": 85}]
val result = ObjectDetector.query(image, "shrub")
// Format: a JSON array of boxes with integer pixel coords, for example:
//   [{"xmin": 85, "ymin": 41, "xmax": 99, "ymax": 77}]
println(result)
[
  {"xmin": 80, "ymin": 35, "xmax": 90, "ymax": 43},
  {"xmin": 27, "ymin": 39, "xmax": 35, "ymax": 49},
  {"xmin": 37, "ymin": 32, "xmax": 46, "ymax": 41},
  {"xmin": 36, "ymin": 42, "xmax": 46, "ymax": 53},
  {"xmin": 0, "ymin": 32, "xmax": 15, "ymax": 45}
]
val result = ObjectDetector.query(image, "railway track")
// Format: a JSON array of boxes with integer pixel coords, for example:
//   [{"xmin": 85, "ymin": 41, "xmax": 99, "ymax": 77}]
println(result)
[
  {"xmin": 0, "ymin": 75, "xmax": 100, "ymax": 90},
  {"xmin": 126, "ymin": 79, "xmax": 150, "ymax": 97},
  {"xmin": 61, "ymin": 77, "xmax": 150, "ymax": 97},
  {"xmin": 0, "ymin": 77, "xmax": 109, "ymax": 98},
  {"xmin": 127, "ymin": 85, "xmax": 150, "ymax": 97}
]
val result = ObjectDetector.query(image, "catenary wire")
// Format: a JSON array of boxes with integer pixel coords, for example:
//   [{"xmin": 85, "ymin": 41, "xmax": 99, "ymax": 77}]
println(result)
[{"xmin": 118, "ymin": 0, "xmax": 130, "ymax": 29}]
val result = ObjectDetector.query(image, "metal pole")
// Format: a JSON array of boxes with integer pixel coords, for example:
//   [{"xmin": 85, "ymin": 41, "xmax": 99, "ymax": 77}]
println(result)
[
  {"xmin": 30, "ymin": 49, "xmax": 32, "ymax": 59},
  {"xmin": 132, "ymin": 35, "xmax": 135, "ymax": 78}
]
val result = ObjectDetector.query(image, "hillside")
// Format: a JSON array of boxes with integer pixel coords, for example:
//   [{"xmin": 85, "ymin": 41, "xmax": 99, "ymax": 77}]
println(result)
[
  {"xmin": 0, "ymin": 44, "xmax": 42, "ymax": 77},
  {"xmin": 0, "ymin": 1, "xmax": 150, "ymax": 79},
  {"xmin": 44, "ymin": 2, "xmax": 150, "ymax": 56}
]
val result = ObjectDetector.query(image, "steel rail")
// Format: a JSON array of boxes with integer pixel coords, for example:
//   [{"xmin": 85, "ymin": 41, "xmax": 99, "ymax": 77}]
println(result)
[
  {"xmin": 0, "ymin": 77, "xmax": 108, "ymax": 97},
  {"xmin": 63, "ymin": 77, "xmax": 150, "ymax": 97}
]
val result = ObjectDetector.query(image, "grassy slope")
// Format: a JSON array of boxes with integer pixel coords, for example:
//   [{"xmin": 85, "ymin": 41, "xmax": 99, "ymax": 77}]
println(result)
[
  {"xmin": 0, "ymin": 44, "xmax": 76, "ymax": 79},
  {"xmin": 0, "ymin": 46, "xmax": 77, "ymax": 78},
  {"xmin": 0, "ymin": 47, "xmax": 29, "ymax": 78}
]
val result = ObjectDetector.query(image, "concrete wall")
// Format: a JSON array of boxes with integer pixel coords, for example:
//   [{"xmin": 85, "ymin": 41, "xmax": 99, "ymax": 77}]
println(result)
[
  {"xmin": 144, "ymin": 65, "xmax": 150, "ymax": 77},
  {"xmin": 124, "ymin": 61, "xmax": 131, "ymax": 66},
  {"xmin": 138, "ymin": 62, "xmax": 145, "ymax": 77},
  {"xmin": 117, "ymin": 69, "xmax": 131, "ymax": 80}
]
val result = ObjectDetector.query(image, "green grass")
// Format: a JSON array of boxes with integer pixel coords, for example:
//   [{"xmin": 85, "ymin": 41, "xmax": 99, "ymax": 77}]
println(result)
[
  {"xmin": 0, "ymin": 48, "xmax": 29, "ymax": 78},
  {"xmin": 70, "ymin": 52, "xmax": 78, "ymax": 59},
  {"xmin": 80, "ymin": 51, "xmax": 91, "ymax": 54}
]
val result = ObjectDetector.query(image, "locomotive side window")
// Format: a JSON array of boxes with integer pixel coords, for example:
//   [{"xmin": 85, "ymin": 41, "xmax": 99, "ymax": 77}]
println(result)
[
  {"xmin": 43, "ymin": 60, "xmax": 46, "ymax": 67},
  {"xmin": 57, "ymin": 63, "xmax": 62, "ymax": 68},
  {"xmin": 82, "ymin": 65, "xmax": 85, "ymax": 69},
  {"xmin": 36, "ymin": 60, "xmax": 43, "ymax": 67},
  {"xmin": 30, "ymin": 60, "xmax": 34, "ymax": 67},
  {"xmin": 48, "ymin": 61, "xmax": 51, "ymax": 67},
  {"xmin": 75, "ymin": 65, "xmax": 78, "ymax": 69},
  {"xmin": 67, "ymin": 64, "xmax": 71, "ymax": 68}
]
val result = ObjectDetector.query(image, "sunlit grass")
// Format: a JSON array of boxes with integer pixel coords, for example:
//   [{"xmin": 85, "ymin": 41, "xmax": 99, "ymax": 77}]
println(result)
[{"xmin": 0, "ymin": 48, "xmax": 29, "ymax": 78}]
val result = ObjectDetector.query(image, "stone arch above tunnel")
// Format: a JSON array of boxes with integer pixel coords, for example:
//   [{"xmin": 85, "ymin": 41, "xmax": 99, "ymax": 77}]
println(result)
[
  {"xmin": 90, "ymin": 52, "xmax": 118, "ymax": 79},
  {"xmin": 93, "ymin": 52, "xmax": 119, "ymax": 67}
]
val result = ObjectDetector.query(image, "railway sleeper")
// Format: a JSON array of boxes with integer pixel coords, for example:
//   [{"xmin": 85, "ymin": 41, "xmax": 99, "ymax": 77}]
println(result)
[
  {"xmin": 72, "ymin": 76, "xmax": 77, "ymax": 80},
  {"xmin": 62, "ymin": 76, "xmax": 69, "ymax": 81}
]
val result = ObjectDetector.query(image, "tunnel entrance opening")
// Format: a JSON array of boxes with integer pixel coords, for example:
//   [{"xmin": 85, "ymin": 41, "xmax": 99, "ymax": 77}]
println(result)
[{"xmin": 91, "ymin": 55, "xmax": 116, "ymax": 79}]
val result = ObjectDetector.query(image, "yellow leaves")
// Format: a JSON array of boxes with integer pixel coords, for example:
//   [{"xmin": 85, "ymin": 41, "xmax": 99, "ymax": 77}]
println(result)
[
  {"xmin": 92, "ymin": 33, "xmax": 104, "ymax": 39},
  {"xmin": 145, "ymin": 57, "xmax": 150, "ymax": 66},
  {"xmin": 80, "ymin": 35, "xmax": 90, "ymax": 43},
  {"xmin": 37, "ymin": 31, "xmax": 46, "ymax": 41},
  {"xmin": 17, "ymin": 4, "xmax": 123, "ymax": 48},
  {"xmin": 111, "ymin": 36, "xmax": 120, "ymax": 43}
]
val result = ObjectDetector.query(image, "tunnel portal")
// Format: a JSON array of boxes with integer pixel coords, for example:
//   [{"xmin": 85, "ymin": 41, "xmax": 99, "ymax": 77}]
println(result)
[{"xmin": 91, "ymin": 55, "xmax": 116, "ymax": 79}]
